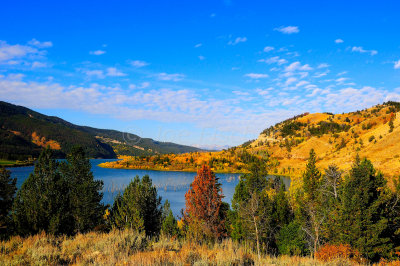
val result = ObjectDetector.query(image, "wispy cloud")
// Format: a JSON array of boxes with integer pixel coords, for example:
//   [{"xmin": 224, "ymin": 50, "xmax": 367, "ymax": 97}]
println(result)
[
  {"xmin": 228, "ymin": 37, "xmax": 247, "ymax": 45},
  {"xmin": 258, "ymin": 56, "xmax": 287, "ymax": 65},
  {"xmin": 244, "ymin": 73, "xmax": 269, "ymax": 79},
  {"xmin": 156, "ymin": 73, "xmax": 185, "ymax": 81},
  {"xmin": 351, "ymin": 46, "xmax": 378, "ymax": 56},
  {"xmin": 274, "ymin": 26, "xmax": 299, "ymax": 34},
  {"xmin": 194, "ymin": 43, "xmax": 202, "ymax": 48},
  {"xmin": 284, "ymin": 61, "xmax": 312, "ymax": 72},
  {"xmin": 198, "ymin": 55, "xmax": 205, "ymax": 60},
  {"xmin": 90, "ymin": 50, "xmax": 106, "ymax": 55},
  {"xmin": 317, "ymin": 63, "xmax": 330, "ymax": 69},
  {"xmin": 28, "ymin": 39, "xmax": 53, "ymax": 48},
  {"xmin": 263, "ymin": 46, "xmax": 274, "ymax": 52},
  {"xmin": 394, "ymin": 60, "xmax": 400, "ymax": 69},
  {"xmin": 31, "ymin": 61, "xmax": 47, "ymax": 68},
  {"xmin": 0, "ymin": 41, "xmax": 38, "ymax": 63},
  {"xmin": 335, "ymin": 39, "xmax": 344, "ymax": 44},
  {"xmin": 106, "ymin": 67, "xmax": 126, "ymax": 77},
  {"xmin": 129, "ymin": 60, "xmax": 149, "ymax": 68}
]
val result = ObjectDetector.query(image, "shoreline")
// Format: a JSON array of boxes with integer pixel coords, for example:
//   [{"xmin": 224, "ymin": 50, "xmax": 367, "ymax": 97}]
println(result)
[{"xmin": 97, "ymin": 163, "xmax": 292, "ymax": 178}]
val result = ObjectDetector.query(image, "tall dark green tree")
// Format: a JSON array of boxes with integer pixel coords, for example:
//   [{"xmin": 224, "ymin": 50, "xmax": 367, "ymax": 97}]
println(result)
[
  {"xmin": 13, "ymin": 148, "xmax": 71, "ymax": 235},
  {"xmin": 161, "ymin": 200, "xmax": 179, "ymax": 237},
  {"xmin": 331, "ymin": 158, "xmax": 393, "ymax": 261},
  {"xmin": 296, "ymin": 149, "xmax": 325, "ymax": 256},
  {"xmin": 112, "ymin": 175, "xmax": 162, "ymax": 236},
  {"xmin": 0, "ymin": 167, "xmax": 17, "ymax": 239},
  {"xmin": 60, "ymin": 146, "xmax": 105, "ymax": 233}
]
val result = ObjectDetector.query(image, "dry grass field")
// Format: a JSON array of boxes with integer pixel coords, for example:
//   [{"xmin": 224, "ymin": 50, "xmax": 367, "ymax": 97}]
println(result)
[{"xmin": 0, "ymin": 229, "xmax": 381, "ymax": 265}]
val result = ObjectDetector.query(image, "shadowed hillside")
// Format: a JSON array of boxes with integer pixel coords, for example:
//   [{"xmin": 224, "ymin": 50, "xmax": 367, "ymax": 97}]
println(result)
[{"xmin": 0, "ymin": 101, "xmax": 203, "ymax": 160}]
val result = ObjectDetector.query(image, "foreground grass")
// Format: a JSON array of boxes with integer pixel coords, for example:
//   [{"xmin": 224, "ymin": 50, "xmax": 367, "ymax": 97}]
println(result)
[{"xmin": 1, "ymin": 229, "xmax": 384, "ymax": 266}]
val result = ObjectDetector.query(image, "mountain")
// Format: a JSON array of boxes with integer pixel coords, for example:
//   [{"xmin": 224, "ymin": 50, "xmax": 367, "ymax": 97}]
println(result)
[
  {"xmin": 244, "ymin": 101, "xmax": 400, "ymax": 177},
  {"xmin": 0, "ymin": 101, "xmax": 203, "ymax": 160}
]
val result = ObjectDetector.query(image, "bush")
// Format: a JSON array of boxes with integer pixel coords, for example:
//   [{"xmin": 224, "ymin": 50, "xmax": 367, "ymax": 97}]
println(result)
[
  {"xmin": 315, "ymin": 244, "xmax": 363, "ymax": 263},
  {"xmin": 277, "ymin": 221, "xmax": 308, "ymax": 256}
]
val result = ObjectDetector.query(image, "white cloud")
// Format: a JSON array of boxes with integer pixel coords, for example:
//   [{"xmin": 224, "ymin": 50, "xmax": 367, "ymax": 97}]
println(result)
[
  {"xmin": 28, "ymin": 39, "xmax": 53, "ymax": 48},
  {"xmin": 336, "ymin": 77, "xmax": 349, "ymax": 84},
  {"xmin": 285, "ymin": 77, "xmax": 297, "ymax": 85},
  {"xmin": 31, "ymin": 61, "xmax": 47, "ymax": 68},
  {"xmin": 194, "ymin": 43, "xmax": 202, "ymax": 48},
  {"xmin": 228, "ymin": 37, "xmax": 247, "ymax": 45},
  {"xmin": 259, "ymin": 56, "xmax": 287, "ymax": 65},
  {"xmin": 263, "ymin": 46, "xmax": 274, "ymax": 52},
  {"xmin": 130, "ymin": 60, "xmax": 149, "ymax": 67},
  {"xmin": 198, "ymin": 55, "xmax": 205, "ymax": 60},
  {"xmin": 90, "ymin": 50, "xmax": 106, "ymax": 55},
  {"xmin": 274, "ymin": 26, "xmax": 299, "ymax": 34},
  {"xmin": 84, "ymin": 70, "xmax": 105, "ymax": 79},
  {"xmin": 284, "ymin": 61, "xmax": 312, "ymax": 72},
  {"xmin": 335, "ymin": 39, "xmax": 344, "ymax": 44},
  {"xmin": 351, "ymin": 46, "xmax": 378, "ymax": 56},
  {"xmin": 106, "ymin": 67, "xmax": 126, "ymax": 77},
  {"xmin": 394, "ymin": 60, "xmax": 400, "ymax": 69},
  {"xmin": 129, "ymin": 82, "xmax": 150, "ymax": 89},
  {"xmin": 244, "ymin": 73, "xmax": 269, "ymax": 79},
  {"xmin": 0, "ymin": 41, "xmax": 38, "ymax": 62},
  {"xmin": 317, "ymin": 63, "xmax": 330, "ymax": 69},
  {"xmin": 156, "ymin": 73, "xmax": 185, "ymax": 81}
]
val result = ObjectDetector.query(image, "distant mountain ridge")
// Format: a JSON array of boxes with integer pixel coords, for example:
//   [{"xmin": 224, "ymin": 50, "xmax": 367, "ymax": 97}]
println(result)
[{"xmin": 0, "ymin": 101, "xmax": 203, "ymax": 160}]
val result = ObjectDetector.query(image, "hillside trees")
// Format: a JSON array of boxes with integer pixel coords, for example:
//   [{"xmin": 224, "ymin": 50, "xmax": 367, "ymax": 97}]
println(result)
[
  {"xmin": 184, "ymin": 165, "xmax": 225, "ymax": 242},
  {"xmin": 0, "ymin": 167, "xmax": 16, "ymax": 239},
  {"xmin": 111, "ymin": 175, "xmax": 162, "ymax": 236}
]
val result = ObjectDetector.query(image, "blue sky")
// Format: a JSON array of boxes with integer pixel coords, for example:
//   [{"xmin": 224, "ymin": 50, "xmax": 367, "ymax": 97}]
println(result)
[{"xmin": 1, "ymin": 0, "xmax": 400, "ymax": 149}]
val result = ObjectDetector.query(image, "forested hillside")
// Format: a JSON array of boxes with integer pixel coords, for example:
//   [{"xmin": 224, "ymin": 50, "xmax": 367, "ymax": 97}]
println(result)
[{"xmin": 0, "ymin": 101, "xmax": 203, "ymax": 160}]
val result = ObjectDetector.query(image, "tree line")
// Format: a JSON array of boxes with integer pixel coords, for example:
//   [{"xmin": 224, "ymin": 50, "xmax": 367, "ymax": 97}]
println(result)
[{"xmin": 1, "ymin": 147, "xmax": 400, "ymax": 262}]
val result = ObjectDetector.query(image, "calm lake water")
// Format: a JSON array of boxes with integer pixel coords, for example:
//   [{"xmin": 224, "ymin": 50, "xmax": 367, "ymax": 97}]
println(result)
[{"xmin": 8, "ymin": 159, "xmax": 290, "ymax": 217}]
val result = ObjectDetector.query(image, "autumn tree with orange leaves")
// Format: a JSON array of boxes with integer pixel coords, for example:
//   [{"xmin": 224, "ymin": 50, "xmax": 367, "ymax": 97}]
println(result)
[{"xmin": 183, "ymin": 165, "xmax": 226, "ymax": 242}]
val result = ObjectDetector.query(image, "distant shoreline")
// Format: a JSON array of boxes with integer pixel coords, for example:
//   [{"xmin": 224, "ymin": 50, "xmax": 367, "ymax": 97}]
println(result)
[{"xmin": 97, "ymin": 163, "xmax": 292, "ymax": 179}]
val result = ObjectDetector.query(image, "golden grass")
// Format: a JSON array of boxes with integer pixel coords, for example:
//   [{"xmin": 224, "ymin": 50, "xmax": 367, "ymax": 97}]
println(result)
[{"xmin": 0, "ymin": 229, "xmax": 372, "ymax": 265}]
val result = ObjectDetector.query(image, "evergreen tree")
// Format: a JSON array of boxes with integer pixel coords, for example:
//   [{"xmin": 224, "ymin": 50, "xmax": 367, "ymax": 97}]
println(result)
[
  {"xmin": 296, "ymin": 149, "xmax": 325, "ymax": 256},
  {"xmin": 60, "ymin": 146, "xmax": 105, "ymax": 233},
  {"xmin": 0, "ymin": 167, "xmax": 16, "ymax": 239},
  {"xmin": 332, "ymin": 158, "xmax": 393, "ymax": 261},
  {"xmin": 112, "ymin": 175, "xmax": 162, "ymax": 236},
  {"xmin": 161, "ymin": 200, "xmax": 179, "ymax": 237},
  {"xmin": 13, "ymin": 148, "xmax": 71, "ymax": 235}
]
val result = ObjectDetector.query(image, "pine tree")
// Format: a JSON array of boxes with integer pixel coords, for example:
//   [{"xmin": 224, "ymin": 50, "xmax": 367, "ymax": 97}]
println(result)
[
  {"xmin": 333, "ymin": 158, "xmax": 393, "ymax": 261},
  {"xmin": 0, "ymin": 167, "xmax": 16, "ymax": 239},
  {"xmin": 13, "ymin": 148, "xmax": 71, "ymax": 235},
  {"xmin": 60, "ymin": 146, "xmax": 105, "ymax": 233},
  {"xmin": 184, "ymin": 165, "xmax": 225, "ymax": 241},
  {"xmin": 297, "ymin": 149, "xmax": 325, "ymax": 256},
  {"xmin": 161, "ymin": 200, "xmax": 179, "ymax": 237},
  {"xmin": 112, "ymin": 175, "xmax": 162, "ymax": 236}
]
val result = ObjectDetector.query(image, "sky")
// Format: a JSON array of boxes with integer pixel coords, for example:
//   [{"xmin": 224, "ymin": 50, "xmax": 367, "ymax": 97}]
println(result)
[{"xmin": 1, "ymin": 0, "xmax": 400, "ymax": 149}]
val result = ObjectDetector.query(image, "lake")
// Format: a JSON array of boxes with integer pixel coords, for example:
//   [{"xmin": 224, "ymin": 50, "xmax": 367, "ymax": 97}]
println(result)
[{"xmin": 8, "ymin": 159, "xmax": 290, "ymax": 217}]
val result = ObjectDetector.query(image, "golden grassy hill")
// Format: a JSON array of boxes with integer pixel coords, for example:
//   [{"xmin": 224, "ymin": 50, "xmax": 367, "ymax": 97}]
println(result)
[{"xmin": 248, "ymin": 102, "xmax": 400, "ymax": 178}]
